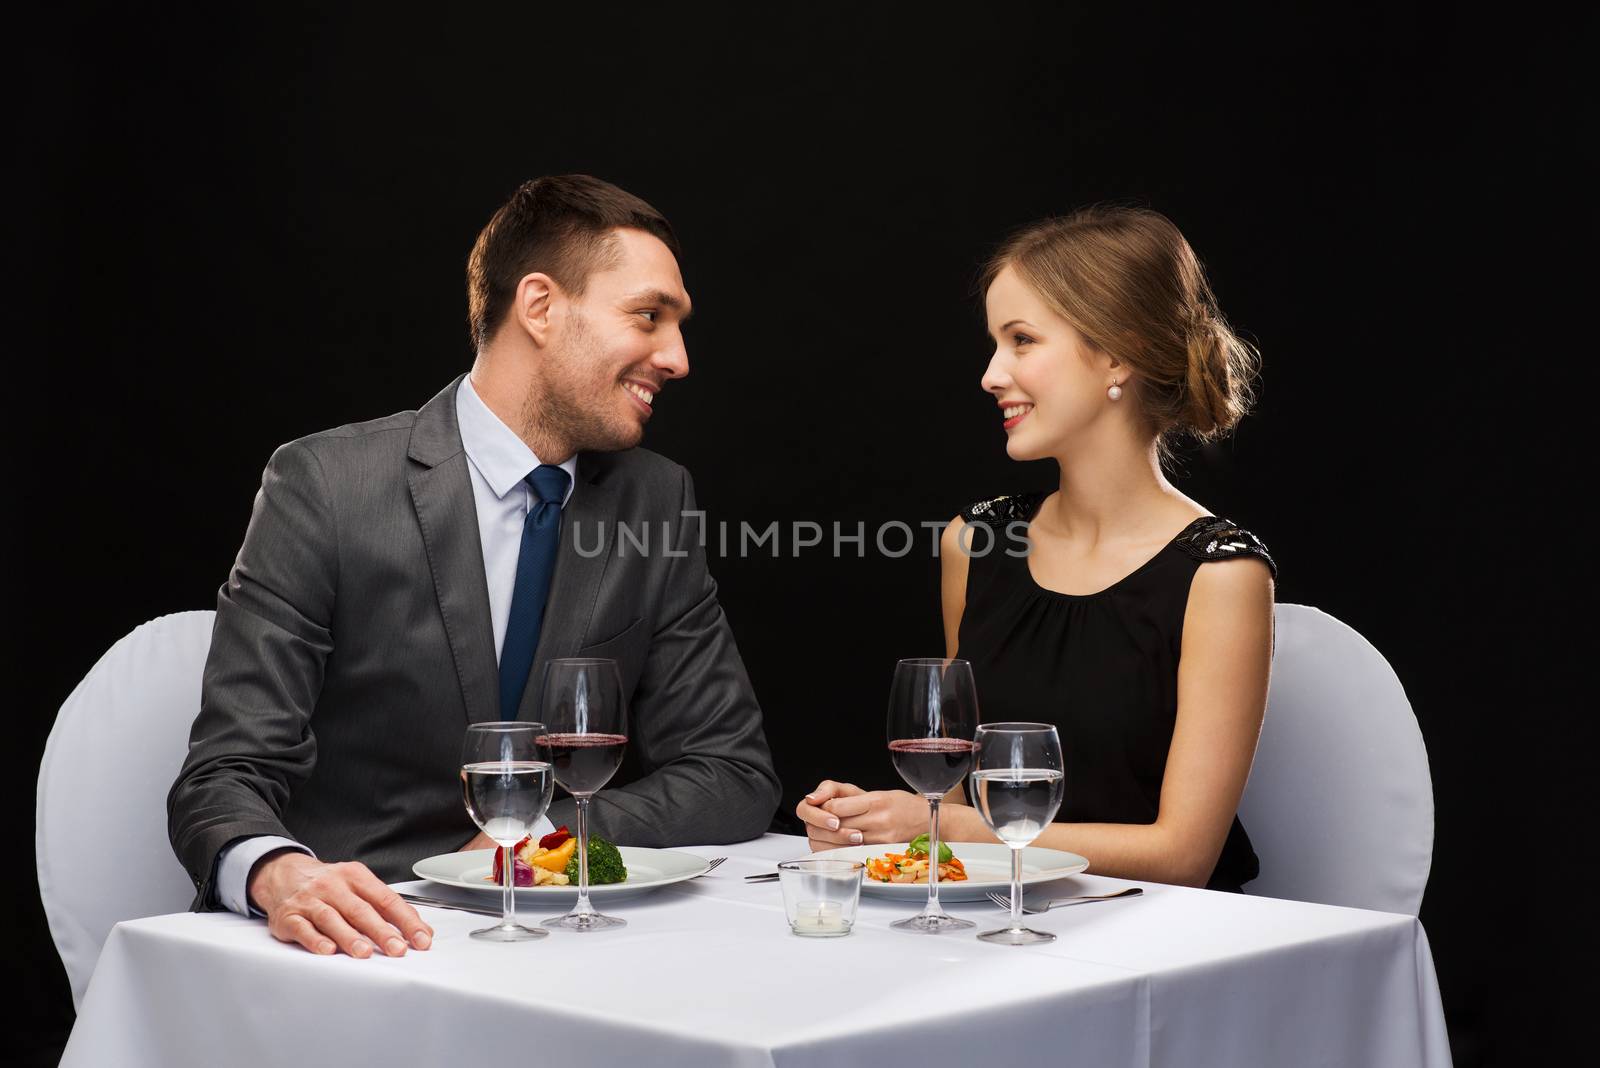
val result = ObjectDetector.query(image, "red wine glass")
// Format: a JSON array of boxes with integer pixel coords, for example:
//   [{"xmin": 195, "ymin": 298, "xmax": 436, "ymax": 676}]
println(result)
[
  {"xmin": 535, "ymin": 658, "xmax": 629, "ymax": 932},
  {"xmin": 886, "ymin": 657, "xmax": 979, "ymax": 933}
]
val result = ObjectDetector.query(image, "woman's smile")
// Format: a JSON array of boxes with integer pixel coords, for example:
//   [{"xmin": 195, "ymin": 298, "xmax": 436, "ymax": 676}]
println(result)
[{"xmin": 1000, "ymin": 400, "xmax": 1034, "ymax": 429}]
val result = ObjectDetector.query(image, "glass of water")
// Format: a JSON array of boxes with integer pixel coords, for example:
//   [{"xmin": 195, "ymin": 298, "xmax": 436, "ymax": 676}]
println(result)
[
  {"xmin": 969, "ymin": 722, "xmax": 1065, "ymax": 945},
  {"xmin": 461, "ymin": 721, "xmax": 554, "ymax": 942}
]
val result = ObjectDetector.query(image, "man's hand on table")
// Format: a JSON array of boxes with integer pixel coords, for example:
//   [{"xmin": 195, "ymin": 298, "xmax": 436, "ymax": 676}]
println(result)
[{"xmin": 248, "ymin": 851, "xmax": 433, "ymax": 958}]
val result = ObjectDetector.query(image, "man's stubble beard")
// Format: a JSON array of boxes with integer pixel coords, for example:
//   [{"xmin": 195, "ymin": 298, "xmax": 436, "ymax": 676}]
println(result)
[{"xmin": 518, "ymin": 308, "xmax": 642, "ymax": 458}]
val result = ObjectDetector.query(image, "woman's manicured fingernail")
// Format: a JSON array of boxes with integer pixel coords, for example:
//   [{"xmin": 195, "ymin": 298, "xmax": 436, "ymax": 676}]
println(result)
[
  {"xmin": 827, "ymin": 817, "xmax": 840, "ymax": 830},
  {"xmin": 386, "ymin": 938, "xmax": 406, "ymax": 956},
  {"xmin": 319, "ymin": 941, "xmax": 335, "ymax": 955},
  {"xmin": 413, "ymin": 931, "xmax": 431, "ymax": 949},
  {"xmin": 804, "ymin": 794, "xmax": 817, "ymax": 803},
  {"xmin": 849, "ymin": 832, "xmax": 863, "ymax": 844},
  {"xmin": 352, "ymin": 940, "xmax": 371, "ymax": 956}
]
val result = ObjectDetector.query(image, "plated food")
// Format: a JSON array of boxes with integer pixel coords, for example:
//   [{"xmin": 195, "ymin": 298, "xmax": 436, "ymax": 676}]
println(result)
[
  {"xmin": 413, "ymin": 845, "xmax": 710, "ymax": 900},
  {"xmin": 865, "ymin": 833, "xmax": 968, "ymax": 884},
  {"xmin": 488, "ymin": 825, "xmax": 628, "ymax": 887},
  {"xmin": 809, "ymin": 842, "xmax": 1089, "ymax": 901}
]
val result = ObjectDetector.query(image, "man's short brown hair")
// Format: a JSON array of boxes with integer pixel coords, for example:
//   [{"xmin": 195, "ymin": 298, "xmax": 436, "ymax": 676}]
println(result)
[{"xmin": 466, "ymin": 175, "xmax": 681, "ymax": 349}]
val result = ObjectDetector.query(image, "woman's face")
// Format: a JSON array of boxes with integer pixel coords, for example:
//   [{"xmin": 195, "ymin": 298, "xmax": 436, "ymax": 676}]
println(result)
[{"xmin": 981, "ymin": 263, "xmax": 1121, "ymax": 462}]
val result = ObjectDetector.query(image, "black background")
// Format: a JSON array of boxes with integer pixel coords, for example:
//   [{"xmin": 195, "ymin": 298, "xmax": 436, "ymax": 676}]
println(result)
[{"xmin": 14, "ymin": 7, "xmax": 1586, "ymax": 1065}]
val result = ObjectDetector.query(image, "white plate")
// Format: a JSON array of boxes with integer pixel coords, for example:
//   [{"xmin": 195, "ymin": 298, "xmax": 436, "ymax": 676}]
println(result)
[
  {"xmin": 807, "ymin": 842, "xmax": 1089, "ymax": 901},
  {"xmin": 412, "ymin": 846, "xmax": 710, "ymax": 901}
]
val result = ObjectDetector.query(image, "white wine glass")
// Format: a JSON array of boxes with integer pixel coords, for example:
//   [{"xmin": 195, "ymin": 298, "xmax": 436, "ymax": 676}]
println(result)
[
  {"xmin": 461, "ymin": 721, "xmax": 554, "ymax": 942},
  {"xmin": 970, "ymin": 722, "xmax": 1065, "ymax": 945}
]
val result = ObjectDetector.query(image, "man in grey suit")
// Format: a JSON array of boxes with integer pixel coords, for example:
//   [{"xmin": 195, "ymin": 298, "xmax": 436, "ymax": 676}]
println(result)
[{"xmin": 168, "ymin": 175, "xmax": 781, "ymax": 959}]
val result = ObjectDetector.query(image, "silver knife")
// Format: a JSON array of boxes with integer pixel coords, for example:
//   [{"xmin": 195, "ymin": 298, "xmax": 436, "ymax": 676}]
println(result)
[{"xmin": 398, "ymin": 892, "xmax": 503, "ymax": 917}]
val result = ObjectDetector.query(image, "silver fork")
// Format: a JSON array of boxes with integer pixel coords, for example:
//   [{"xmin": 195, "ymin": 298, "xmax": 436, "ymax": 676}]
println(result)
[
  {"xmin": 985, "ymin": 887, "xmax": 1143, "ymax": 913},
  {"xmin": 695, "ymin": 857, "xmax": 728, "ymax": 877}
]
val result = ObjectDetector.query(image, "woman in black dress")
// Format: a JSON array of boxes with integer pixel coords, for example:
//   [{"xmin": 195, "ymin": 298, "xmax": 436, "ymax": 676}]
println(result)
[{"xmin": 797, "ymin": 206, "xmax": 1276, "ymax": 891}]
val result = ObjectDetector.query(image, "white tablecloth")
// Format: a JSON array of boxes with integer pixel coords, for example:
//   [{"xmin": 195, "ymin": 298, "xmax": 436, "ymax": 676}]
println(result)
[{"xmin": 62, "ymin": 834, "xmax": 1450, "ymax": 1067}]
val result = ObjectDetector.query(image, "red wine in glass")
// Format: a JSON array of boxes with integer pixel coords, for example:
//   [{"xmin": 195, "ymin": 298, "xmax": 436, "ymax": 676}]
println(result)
[
  {"xmin": 536, "ymin": 732, "xmax": 628, "ymax": 796},
  {"xmin": 888, "ymin": 738, "xmax": 978, "ymax": 795},
  {"xmin": 536, "ymin": 658, "xmax": 629, "ymax": 932},
  {"xmin": 885, "ymin": 657, "xmax": 979, "ymax": 933}
]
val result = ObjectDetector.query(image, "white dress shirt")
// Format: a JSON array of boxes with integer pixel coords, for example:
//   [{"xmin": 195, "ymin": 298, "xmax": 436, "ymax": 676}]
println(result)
[{"xmin": 212, "ymin": 375, "xmax": 574, "ymax": 916}]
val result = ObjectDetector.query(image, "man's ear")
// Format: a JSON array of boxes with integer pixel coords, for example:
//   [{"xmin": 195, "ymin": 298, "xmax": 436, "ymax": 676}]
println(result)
[{"xmin": 512, "ymin": 272, "xmax": 559, "ymax": 347}]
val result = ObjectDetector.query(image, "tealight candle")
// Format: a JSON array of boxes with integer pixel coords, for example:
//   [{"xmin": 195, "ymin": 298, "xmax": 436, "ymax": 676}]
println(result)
[
  {"xmin": 777, "ymin": 859, "xmax": 863, "ymax": 938},
  {"xmin": 794, "ymin": 900, "xmax": 846, "ymax": 932}
]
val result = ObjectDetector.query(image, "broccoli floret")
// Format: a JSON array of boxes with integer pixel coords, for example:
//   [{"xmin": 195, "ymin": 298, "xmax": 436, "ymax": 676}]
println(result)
[{"xmin": 564, "ymin": 835, "xmax": 628, "ymax": 885}]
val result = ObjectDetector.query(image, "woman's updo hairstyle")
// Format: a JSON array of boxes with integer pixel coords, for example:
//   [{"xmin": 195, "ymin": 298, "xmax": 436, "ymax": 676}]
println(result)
[{"xmin": 978, "ymin": 204, "xmax": 1260, "ymax": 457}]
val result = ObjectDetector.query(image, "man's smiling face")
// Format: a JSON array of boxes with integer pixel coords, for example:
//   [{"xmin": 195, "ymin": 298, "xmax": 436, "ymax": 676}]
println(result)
[{"xmin": 528, "ymin": 227, "xmax": 693, "ymax": 454}]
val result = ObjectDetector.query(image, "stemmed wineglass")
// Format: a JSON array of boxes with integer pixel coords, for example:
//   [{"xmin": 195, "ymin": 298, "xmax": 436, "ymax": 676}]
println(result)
[
  {"xmin": 460, "ymin": 721, "xmax": 555, "ymax": 942},
  {"xmin": 885, "ymin": 657, "xmax": 980, "ymax": 933},
  {"xmin": 536, "ymin": 658, "xmax": 629, "ymax": 932},
  {"xmin": 970, "ymin": 722, "xmax": 1065, "ymax": 945}
]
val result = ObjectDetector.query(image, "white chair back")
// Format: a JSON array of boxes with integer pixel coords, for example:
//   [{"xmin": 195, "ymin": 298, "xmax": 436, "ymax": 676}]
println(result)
[
  {"xmin": 1239, "ymin": 603, "xmax": 1433, "ymax": 915},
  {"xmin": 36, "ymin": 610, "xmax": 215, "ymax": 1009}
]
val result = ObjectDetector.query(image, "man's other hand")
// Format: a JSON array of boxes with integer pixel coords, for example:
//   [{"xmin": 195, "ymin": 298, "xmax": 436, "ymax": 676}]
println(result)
[
  {"xmin": 248, "ymin": 851, "xmax": 433, "ymax": 957},
  {"xmin": 458, "ymin": 831, "xmax": 497, "ymax": 852}
]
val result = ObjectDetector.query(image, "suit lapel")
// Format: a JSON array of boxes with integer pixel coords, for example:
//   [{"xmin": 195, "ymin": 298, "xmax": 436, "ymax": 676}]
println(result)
[
  {"xmin": 517, "ymin": 452, "xmax": 619, "ymax": 721},
  {"xmin": 407, "ymin": 375, "xmax": 500, "ymax": 725}
]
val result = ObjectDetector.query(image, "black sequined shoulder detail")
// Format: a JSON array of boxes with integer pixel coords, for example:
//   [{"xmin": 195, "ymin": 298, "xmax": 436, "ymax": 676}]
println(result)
[
  {"xmin": 1173, "ymin": 517, "xmax": 1277, "ymax": 579},
  {"xmin": 960, "ymin": 491, "xmax": 1049, "ymax": 527}
]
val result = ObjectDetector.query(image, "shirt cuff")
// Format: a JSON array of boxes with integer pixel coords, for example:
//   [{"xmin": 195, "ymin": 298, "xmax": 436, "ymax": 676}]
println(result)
[{"xmin": 214, "ymin": 835, "xmax": 315, "ymax": 918}]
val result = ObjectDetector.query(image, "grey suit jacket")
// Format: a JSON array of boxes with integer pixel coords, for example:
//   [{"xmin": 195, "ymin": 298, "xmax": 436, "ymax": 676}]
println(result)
[{"xmin": 168, "ymin": 375, "xmax": 781, "ymax": 910}]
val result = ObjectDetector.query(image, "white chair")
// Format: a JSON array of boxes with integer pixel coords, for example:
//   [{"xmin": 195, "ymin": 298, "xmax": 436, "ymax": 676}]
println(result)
[
  {"xmin": 36, "ymin": 610, "xmax": 216, "ymax": 1009},
  {"xmin": 1239, "ymin": 603, "xmax": 1434, "ymax": 915}
]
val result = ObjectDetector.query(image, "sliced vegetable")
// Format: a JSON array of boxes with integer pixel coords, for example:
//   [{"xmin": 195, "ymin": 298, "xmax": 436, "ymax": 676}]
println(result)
[
  {"xmin": 491, "ymin": 835, "xmax": 533, "ymax": 883},
  {"xmin": 539, "ymin": 825, "xmax": 572, "ymax": 850},
  {"xmin": 532, "ymin": 835, "xmax": 578, "ymax": 872}
]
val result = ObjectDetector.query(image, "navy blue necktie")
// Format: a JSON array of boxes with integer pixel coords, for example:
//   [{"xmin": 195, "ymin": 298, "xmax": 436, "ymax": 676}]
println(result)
[{"xmin": 498, "ymin": 464, "xmax": 573, "ymax": 720}]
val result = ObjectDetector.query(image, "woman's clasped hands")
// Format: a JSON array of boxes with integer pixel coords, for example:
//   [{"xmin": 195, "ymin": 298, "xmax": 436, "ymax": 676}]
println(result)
[{"xmin": 795, "ymin": 781, "xmax": 932, "ymax": 850}]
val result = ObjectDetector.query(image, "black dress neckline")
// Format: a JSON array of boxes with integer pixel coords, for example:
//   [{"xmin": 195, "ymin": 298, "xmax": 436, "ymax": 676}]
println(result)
[{"xmin": 1009, "ymin": 493, "xmax": 1219, "ymax": 602}]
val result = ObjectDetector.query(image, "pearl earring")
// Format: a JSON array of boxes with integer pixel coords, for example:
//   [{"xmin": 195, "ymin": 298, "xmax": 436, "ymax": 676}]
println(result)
[{"xmin": 1107, "ymin": 382, "xmax": 1123, "ymax": 401}]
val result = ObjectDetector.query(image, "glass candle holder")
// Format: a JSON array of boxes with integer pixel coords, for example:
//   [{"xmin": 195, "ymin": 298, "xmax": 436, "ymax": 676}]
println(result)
[{"xmin": 778, "ymin": 859, "xmax": 864, "ymax": 937}]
